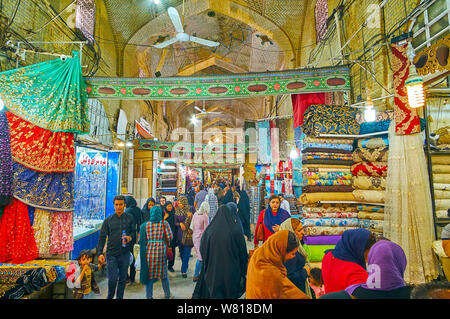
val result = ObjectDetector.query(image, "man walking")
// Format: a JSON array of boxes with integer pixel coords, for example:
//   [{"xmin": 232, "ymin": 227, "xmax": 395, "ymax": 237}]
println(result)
[
  {"xmin": 194, "ymin": 184, "xmax": 208, "ymax": 211},
  {"xmin": 97, "ymin": 195, "xmax": 136, "ymax": 299}
]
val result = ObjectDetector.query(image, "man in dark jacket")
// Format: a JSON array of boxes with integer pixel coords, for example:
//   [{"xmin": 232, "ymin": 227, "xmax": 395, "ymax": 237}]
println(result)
[
  {"xmin": 124, "ymin": 196, "xmax": 142, "ymax": 284},
  {"xmin": 97, "ymin": 195, "xmax": 135, "ymax": 299}
]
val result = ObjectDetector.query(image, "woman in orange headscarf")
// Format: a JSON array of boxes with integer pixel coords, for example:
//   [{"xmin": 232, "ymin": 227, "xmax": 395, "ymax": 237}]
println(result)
[{"xmin": 246, "ymin": 230, "xmax": 311, "ymax": 299}]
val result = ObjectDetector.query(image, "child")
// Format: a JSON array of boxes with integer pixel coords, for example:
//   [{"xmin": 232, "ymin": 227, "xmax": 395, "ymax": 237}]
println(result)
[
  {"xmin": 73, "ymin": 250, "xmax": 104, "ymax": 299},
  {"xmin": 309, "ymin": 268, "xmax": 325, "ymax": 299}
]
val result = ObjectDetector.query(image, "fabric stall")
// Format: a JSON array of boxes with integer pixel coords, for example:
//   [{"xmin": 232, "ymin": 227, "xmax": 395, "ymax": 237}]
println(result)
[
  {"xmin": 0, "ymin": 51, "xmax": 89, "ymax": 298},
  {"xmin": 299, "ymin": 104, "xmax": 360, "ymax": 262}
]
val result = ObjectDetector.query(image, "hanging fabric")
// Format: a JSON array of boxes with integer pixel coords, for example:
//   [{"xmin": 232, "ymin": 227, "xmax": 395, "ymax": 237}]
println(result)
[
  {"xmin": 384, "ymin": 122, "xmax": 439, "ymax": 285},
  {"xmin": 6, "ymin": 112, "xmax": 75, "ymax": 173},
  {"xmin": 291, "ymin": 93, "xmax": 326, "ymax": 128},
  {"xmin": 12, "ymin": 162, "xmax": 74, "ymax": 212},
  {"xmin": 391, "ymin": 43, "xmax": 421, "ymax": 136},
  {"xmin": 49, "ymin": 211, "xmax": 74, "ymax": 255},
  {"xmin": 32, "ymin": 209, "xmax": 52, "ymax": 256},
  {"xmin": 0, "ymin": 111, "xmax": 13, "ymax": 207},
  {"xmin": 257, "ymin": 121, "xmax": 271, "ymax": 165},
  {"xmin": 0, "ymin": 51, "xmax": 90, "ymax": 134},
  {"xmin": 270, "ymin": 121, "xmax": 280, "ymax": 164}
]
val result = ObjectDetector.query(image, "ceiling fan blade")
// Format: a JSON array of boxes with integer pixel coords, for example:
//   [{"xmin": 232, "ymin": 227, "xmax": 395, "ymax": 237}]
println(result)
[
  {"xmin": 168, "ymin": 7, "xmax": 184, "ymax": 33},
  {"xmin": 194, "ymin": 106, "xmax": 203, "ymax": 112},
  {"xmin": 189, "ymin": 36, "xmax": 220, "ymax": 47},
  {"xmin": 154, "ymin": 37, "xmax": 178, "ymax": 48}
]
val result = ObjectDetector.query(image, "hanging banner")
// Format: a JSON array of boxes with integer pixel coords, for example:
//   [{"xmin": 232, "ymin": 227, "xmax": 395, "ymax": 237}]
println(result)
[{"xmin": 138, "ymin": 140, "xmax": 257, "ymax": 153}]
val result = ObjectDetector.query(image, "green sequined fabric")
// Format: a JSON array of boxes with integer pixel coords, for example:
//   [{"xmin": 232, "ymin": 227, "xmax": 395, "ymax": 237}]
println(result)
[{"xmin": 0, "ymin": 51, "xmax": 89, "ymax": 134}]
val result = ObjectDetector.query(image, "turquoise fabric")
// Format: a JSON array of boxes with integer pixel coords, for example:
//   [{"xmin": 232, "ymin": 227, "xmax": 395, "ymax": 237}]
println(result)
[
  {"xmin": 0, "ymin": 51, "xmax": 89, "ymax": 134},
  {"xmin": 139, "ymin": 222, "xmax": 150, "ymax": 285}
]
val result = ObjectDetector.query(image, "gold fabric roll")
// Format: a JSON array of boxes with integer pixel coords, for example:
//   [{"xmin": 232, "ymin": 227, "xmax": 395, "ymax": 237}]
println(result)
[
  {"xmin": 357, "ymin": 211, "xmax": 385, "ymax": 220},
  {"xmin": 435, "ymin": 199, "xmax": 450, "ymax": 211},
  {"xmin": 302, "ymin": 164, "xmax": 352, "ymax": 169},
  {"xmin": 352, "ymin": 190, "xmax": 385, "ymax": 203},
  {"xmin": 432, "ymin": 165, "xmax": 450, "ymax": 174},
  {"xmin": 434, "ymin": 190, "xmax": 450, "ymax": 199},
  {"xmin": 352, "ymin": 176, "xmax": 386, "ymax": 190},
  {"xmin": 299, "ymin": 192, "xmax": 356, "ymax": 204},
  {"xmin": 436, "ymin": 210, "xmax": 449, "ymax": 219},
  {"xmin": 434, "ymin": 183, "xmax": 450, "ymax": 191},
  {"xmin": 432, "ymin": 174, "xmax": 450, "ymax": 183},
  {"xmin": 303, "ymin": 136, "xmax": 354, "ymax": 145},
  {"xmin": 431, "ymin": 155, "xmax": 450, "ymax": 165},
  {"xmin": 304, "ymin": 226, "xmax": 358, "ymax": 236}
]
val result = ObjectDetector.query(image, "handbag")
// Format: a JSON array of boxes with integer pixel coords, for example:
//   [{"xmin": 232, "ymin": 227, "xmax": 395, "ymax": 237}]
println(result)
[
  {"xmin": 163, "ymin": 223, "xmax": 174, "ymax": 261},
  {"xmin": 181, "ymin": 215, "xmax": 194, "ymax": 247},
  {"xmin": 255, "ymin": 210, "xmax": 266, "ymax": 243}
]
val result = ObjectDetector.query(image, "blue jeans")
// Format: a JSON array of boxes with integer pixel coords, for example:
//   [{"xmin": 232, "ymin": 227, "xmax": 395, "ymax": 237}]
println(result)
[
  {"xmin": 194, "ymin": 259, "xmax": 202, "ymax": 278},
  {"xmin": 106, "ymin": 252, "xmax": 130, "ymax": 299},
  {"xmin": 179, "ymin": 245, "xmax": 192, "ymax": 274},
  {"xmin": 146, "ymin": 277, "xmax": 170, "ymax": 299}
]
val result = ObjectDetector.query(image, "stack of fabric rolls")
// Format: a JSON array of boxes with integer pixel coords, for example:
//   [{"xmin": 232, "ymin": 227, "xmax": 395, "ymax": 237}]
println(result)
[
  {"xmin": 352, "ymin": 120, "xmax": 390, "ymax": 235},
  {"xmin": 298, "ymin": 104, "xmax": 361, "ymax": 262},
  {"xmin": 430, "ymin": 154, "xmax": 450, "ymax": 219}
]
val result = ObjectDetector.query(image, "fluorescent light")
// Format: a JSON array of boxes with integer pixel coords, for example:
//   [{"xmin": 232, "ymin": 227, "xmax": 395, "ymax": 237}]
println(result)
[
  {"xmin": 0, "ymin": 97, "xmax": 3, "ymax": 111},
  {"xmin": 126, "ymin": 141, "xmax": 133, "ymax": 147},
  {"xmin": 406, "ymin": 76, "xmax": 425, "ymax": 108},
  {"xmin": 154, "ymin": 0, "xmax": 160, "ymax": 4},
  {"xmin": 191, "ymin": 115, "xmax": 198, "ymax": 125},
  {"xmin": 289, "ymin": 148, "xmax": 299, "ymax": 159},
  {"xmin": 364, "ymin": 107, "xmax": 376, "ymax": 122},
  {"xmin": 117, "ymin": 142, "xmax": 125, "ymax": 147}
]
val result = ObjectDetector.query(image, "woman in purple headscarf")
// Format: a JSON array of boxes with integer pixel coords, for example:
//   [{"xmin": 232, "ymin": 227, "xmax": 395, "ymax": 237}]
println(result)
[{"xmin": 320, "ymin": 240, "xmax": 411, "ymax": 299}]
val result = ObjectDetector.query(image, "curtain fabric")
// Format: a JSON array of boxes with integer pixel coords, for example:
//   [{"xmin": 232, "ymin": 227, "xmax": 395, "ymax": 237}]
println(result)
[
  {"xmin": 0, "ymin": 51, "xmax": 89, "ymax": 134},
  {"xmin": 257, "ymin": 121, "xmax": 271, "ymax": 165},
  {"xmin": 292, "ymin": 93, "xmax": 325, "ymax": 128},
  {"xmin": 384, "ymin": 122, "xmax": 439, "ymax": 285}
]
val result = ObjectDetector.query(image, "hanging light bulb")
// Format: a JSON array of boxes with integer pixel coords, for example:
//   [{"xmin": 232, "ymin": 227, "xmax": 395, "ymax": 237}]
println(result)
[
  {"xmin": 191, "ymin": 115, "xmax": 198, "ymax": 125},
  {"xmin": 153, "ymin": 0, "xmax": 160, "ymax": 4},
  {"xmin": 289, "ymin": 147, "xmax": 299, "ymax": 159},
  {"xmin": 405, "ymin": 42, "xmax": 425, "ymax": 108},
  {"xmin": 364, "ymin": 107, "xmax": 376, "ymax": 122},
  {"xmin": 0, "ymin": 97, "xmax": 4, "ymax": 111}
]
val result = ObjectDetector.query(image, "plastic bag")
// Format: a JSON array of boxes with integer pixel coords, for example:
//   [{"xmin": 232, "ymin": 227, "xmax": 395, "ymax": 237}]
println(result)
[{"xmin": 135, "ymin": 251, "xmax": 141, "ymax": 271}]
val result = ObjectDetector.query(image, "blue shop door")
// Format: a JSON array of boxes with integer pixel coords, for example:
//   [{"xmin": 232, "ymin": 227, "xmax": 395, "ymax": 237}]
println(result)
[{"xmin": 105, "ymin": 151, "xmax": 122, "ymax": 218}]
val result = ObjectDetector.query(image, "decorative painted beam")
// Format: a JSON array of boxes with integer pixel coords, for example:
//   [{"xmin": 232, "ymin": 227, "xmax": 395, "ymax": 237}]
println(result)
[
  {"xmin": 138, "ymin": 140, "xmax": 257, "ymax": 153},
  {"xmin": 86, "ymin": 65, "xmax": 351, "ymax": 101}
]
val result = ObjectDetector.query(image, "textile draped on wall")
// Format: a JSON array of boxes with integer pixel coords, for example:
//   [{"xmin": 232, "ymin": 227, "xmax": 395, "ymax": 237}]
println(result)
[
  {"xmin": 0, "ymin": 199, "xmax": 39, "ymax": 264},
  {"xmin": 276, "ymin": 119, "xmax": 289, "ymax": 160},
  {"xmin": 12, "ymin": 162, "xmax": 74, "ymax": 212},
  {"xmin": 257, "ymin": 121, "xmax": 271, "ymax": 165},
  {"xmin": 270, "ymin": 121, "xmax": 280, "ymax": 164},
  {"xmin": 0, "ymin": 112, "xmax": 13, "ymax": 207},
  {"xmin": 48, "ymin": 211, "xmax": 74, "ymax": 255},
  {"xmin": 32, "ymin": 209, "xmax": 52, "ymax": 256},
  {"xmin": 0, "ymin": 51, "xmax": 89, "ymax": 134},
  {"xmin": 292, "ymin": 93, "xmax": 325, "ymax": 127},
  {"xmin": 6, "ymin": 112, "xmax": 75, "ymax": 173},
  {"xmin": 384, "ymin": 122, "xmax": 439, "ymax": 285},
  {"xmin": 391, "ymin": 43, "xmax": 421, "ymax": 136}
]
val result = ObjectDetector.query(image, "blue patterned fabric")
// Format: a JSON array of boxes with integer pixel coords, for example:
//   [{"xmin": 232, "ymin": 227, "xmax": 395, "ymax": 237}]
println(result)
[
  {"xmin": 301, "ymin": 143, "xmax": 353, "ymax": 152},
  {"xmin": 12, "ymin": 162, "xmax": 74, "ymax": 211},
  {"xmin": 301, "ymin": 218, "xmax": 359, "ymax": 227},
  {"xmin": 359, "ymin": 120, "xmax": 391, "ymax": 134},
  {"xmin": 294, "ymin": 126, "xmax": 303, "ymax": 149},
  {"xmin": 302, "ymin": 105, "xmax": 360, "ymax": 136},
  {"xmin": 257, "ymin": 121, "xmax": 271, "ymax": 164}
]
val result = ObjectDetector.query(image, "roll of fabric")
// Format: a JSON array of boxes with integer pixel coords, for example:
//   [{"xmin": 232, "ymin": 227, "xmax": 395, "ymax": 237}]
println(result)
[
  {"xmin": 302, "ymin": 159, "xmax": 354, "ymax": 166},
  {"xmin": 302, "ymin": 179, "xmax": 352, "ymax": 186},
  {"xmin": 436, "ymin": 210, "xmax": 449, "ymax": 219},
  {"xmin": 302, "ymin": 147, "xmax": 352, "ymax": 155},
  {"xmin": 358, "ymin": 219, "xmax": 384, "ymax": 232},
  {"xmin": 435, "ymin": 199, "xmax": 450, "ymax": 211},
  {"xmin": 357, "ymin": 136, "xmax": 389, "ymax": 149},
  {"xmin": 304, "ymin": 226, "xmax": 359, "ymax": 236},
  {"xmin": 302, "ymin": 165, "xmax": 352, "ymax": 171},
  {"xmin": 302, "ymin": 104, "xmax": 360, "ymax": 136},
  {"xmin": 302, "ymin": 185, "xmax": 354, "ymax": 193},
  {"xmin": 357, "ymin": 211, "xmax": 385, "ymax": 220},
  {"xmin": 12, "ymin": 162, "xmax": 74, "ymax": 212},
  {"xmin": 302, "ymin": 212, "xmax": 358, "ymax": 219},
  {"xmin": 0, "ymin": 112, "xmax": 13, "ymax": 207},
  {"xmin": 302, "ymin": 143, "xmax": 353, "ymax": 152},
  {"xmin": 302, "ymin": 205, "xmax": 358, "ymax": 214},
  {"xmin": 302, "ymin": 218, "xmax": 359, "ymax": 227},
  {"xmin": 303, "ymin": 244, "xmax": 336, "ymax": 262},
  {"xmin": 433, "ymin": 174, "xmax": 450, "ymax": 184},
  {"xmin": 303, "ymin": 171, "xmax": 353, "ymax": 180},
  {"xmin": 352, "ymin": 147, "xmax": 389, "ymax": 162},
  {"xmin": 303, "ymin": 136, "xmax": 354, "ymax": 145},
  {"xmin": 359, "ymin": 120, "xmax": 391, "ymax": 135},
  {"xmin": 351, "ymin": 162, "xmax": 388, "ymax": 177},
  {"xmin": 431, "ymin": 155, "xmax": 450, "ymax": 165},
  {"xmin": 357, "ymin": 204, "xmax": 384, "ymax": 213},
  {"xmin": 302, "ymin": 153, "xmax": 353, "ymax": 161},
  {"xmin": 434, "ymin": 183, "xmax": 450, "ymax": 191},
  {"xmin": 303, "ymin": 235, "xmax": 342, "ymax": 246},
  {"xmin": 299, "ymin": 192, "xmax": 356, "ymax": 204},
  {"xmin": 432, "ymin": 165, "xmax": 450, "ymax": 174},
  {"xmin": 6, "ymin": 112, "xmax": 75, "ymax": 173},
  {"xmin": 352, "ymin": 190, "xmax": 385, "ymax": 203},
  {"xmin": 434, "ymin": 190, "xmax": 450, "ymax": 199},
  {"xmin": 352, "ymin": 176, "xmax": 386, "ymax": 190}
]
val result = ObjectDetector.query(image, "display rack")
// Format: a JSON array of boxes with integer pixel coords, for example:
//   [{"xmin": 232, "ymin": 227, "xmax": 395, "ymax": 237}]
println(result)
[{"xmin": 156, "ymin": 159, "xmax": 178, "ymax": 197}]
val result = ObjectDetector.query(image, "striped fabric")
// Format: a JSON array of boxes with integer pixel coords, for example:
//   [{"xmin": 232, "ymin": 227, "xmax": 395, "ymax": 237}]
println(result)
[
  {"xmin": 207, "ymin": 194, "xmax": 219, "ymax": 220},
  {"xmin": 145, "ymin": 220, "xmax": 173, "ymax": 279}
]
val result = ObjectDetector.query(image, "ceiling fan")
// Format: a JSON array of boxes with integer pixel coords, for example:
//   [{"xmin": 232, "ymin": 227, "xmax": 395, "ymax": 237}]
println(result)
[
  {"xmin": 194, "ymin": 101, "xmax": 222, "ymax": 117},
  {"xmin": 154, "ymin": 7, "xmax": 220, "ymax": 49}
]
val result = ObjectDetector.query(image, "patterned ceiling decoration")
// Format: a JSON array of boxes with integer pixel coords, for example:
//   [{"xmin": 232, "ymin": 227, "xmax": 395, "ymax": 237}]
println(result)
[
  {"xmin": 86, "ymin": 65, "xmax": 351, "ymax": 100},
  {"xmin": 413, "ymin": 34, "xmax": 450, "ymax": 76}
]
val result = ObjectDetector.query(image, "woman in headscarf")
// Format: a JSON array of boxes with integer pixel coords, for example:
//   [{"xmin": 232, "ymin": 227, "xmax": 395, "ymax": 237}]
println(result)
[
  {"xmin": 321, "ymin": 228, "xmax": 377, "ymax": 294},
  {"xmin": 140, "ymin": 198, "xmax": 156, "ymax": 226},
  {"xmin": 279, "ymin": 218, "xmax": 314, "ymax": 298},
  {"xmin": 124, "ymin": 196, "xmax": 142, "ymax": 283},
  {"xmin": 253, "ymin": 195, "xmax": 291, "ymax": 247},
  {"xmin": 191, "ymin": 200, "xmax": 210, "ymax": 282},
  {"xmin": 246, "ymin": 230, "xmax": 311, "ymax": 299},
  {"xmin": 222, "ymin": 185, "xmax": 234, "ymax": 205},
  {"xmin": 139, "ymin": 205, "xmax": 173, "ymax": 299},
  {"xmin": 320, "ymin": 240, "xmax": 411, "ymax": 299},
  {"xmin": 192, "ymin": 205, "xmax": 248, "ymax": 299},
  {"xmin": 163, "ymin": 201, "xmax": 177, "ymax": 272},
  {"xmin": 226, "ymin": 202, "xmax": 244, "ymax": 235},
  {"xmin": 174, "ymin": 195, "xmax": 193, "ymax": 278},
  {"xmin": 237, "ymin": 187, "xmax": 251, "ymax": 241},
  {"xmin": 206, "ymin": 187, "xmax": 219, "ymax": 221}
]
